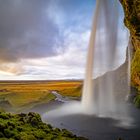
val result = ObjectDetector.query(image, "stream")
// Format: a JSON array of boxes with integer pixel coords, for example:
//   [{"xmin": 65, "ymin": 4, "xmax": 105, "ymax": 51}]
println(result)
[
  {"xmin": 42, "ymin": 91, "xmax": 140, "ymax": 140},
  {"xmin": 24, "ymin": 91, "xmax": 140, "ymax": 140},
  {"xmin": 51, "ymin": 91, "xmax": 71, "ymax": 103}
]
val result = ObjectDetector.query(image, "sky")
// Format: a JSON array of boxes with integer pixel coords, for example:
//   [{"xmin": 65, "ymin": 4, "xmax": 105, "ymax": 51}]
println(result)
[{"xmin": 0, "ymin": 0, "xmax": 129, "ymax": 80}]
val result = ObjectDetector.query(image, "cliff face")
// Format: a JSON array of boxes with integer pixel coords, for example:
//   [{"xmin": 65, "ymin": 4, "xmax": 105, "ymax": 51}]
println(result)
[{"xmin": 120, "ymin": 0, "xmax": 140, "ymax": 107}]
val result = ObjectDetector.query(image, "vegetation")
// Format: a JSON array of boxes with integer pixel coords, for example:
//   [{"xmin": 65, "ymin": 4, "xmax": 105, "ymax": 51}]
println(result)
[
  {"xmin": 120, "ymin": 0, "xmax": 140, "ymax": 38},
  {"xmin": 134, "ymin": 94, "xmax": 140, "ymax": 108},
  {"xmin": 0, "ymin": 81, "xmax": 82, "ymax": 111},
  {"xmin": 0, "ymin": 111, "xmax": 88, "ymax": 140},
  {"xmin": 131, "ymin": 48, "xmax": 140, "ymax": 90},
  {"xmin": 59, "ymin": 85, "xmax": 82, "ymax": 99},
  {"xmin": 120, "ymin": 0, "xmax": 140, "ymax": 107},
  {"xmin": 131, "ymin": 48, "xmax": 140, "ymax": 107}
]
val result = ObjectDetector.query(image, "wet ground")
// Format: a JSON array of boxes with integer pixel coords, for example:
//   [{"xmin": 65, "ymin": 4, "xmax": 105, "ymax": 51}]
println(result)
[
  {"xmin": 42, "ymin": 103, "xmax": 140, "ymax": 140},
  {"xmin": 25, "ymin": 92, "xmax": 140, "ymax": 140}
]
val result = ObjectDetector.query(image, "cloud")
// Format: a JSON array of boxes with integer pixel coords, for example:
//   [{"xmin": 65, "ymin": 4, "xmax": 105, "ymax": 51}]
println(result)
[
  {"xmin": 18, "ymin": 30, "xmax": 90, "ymax": 80},
  {"xmin": 0, "ymin": 63, "xmax": 23, "ymax": 75},
  {"xmin": 47, "ymin": 0, "xmax": 95, "ymax": 30},
  {"xmin": 0, "ymin": 0, "xmax": 62, "ymax": 63},
  {"xmin": 0, "ymin": 0, "xmax": 94, "ymax": 75},
  {"xmin": 0, "ymin": 0, "xmax": 128, "ymax": 80}
]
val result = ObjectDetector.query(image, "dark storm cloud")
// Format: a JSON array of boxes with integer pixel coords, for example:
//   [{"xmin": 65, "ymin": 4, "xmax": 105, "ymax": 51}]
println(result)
[
  {"xmin": 0, "ymin": 0, "xmax": 62, "ymax": 63},
  {"xmin": 0, "ymin": 0, "xmax": 95, "ymax": 64}
]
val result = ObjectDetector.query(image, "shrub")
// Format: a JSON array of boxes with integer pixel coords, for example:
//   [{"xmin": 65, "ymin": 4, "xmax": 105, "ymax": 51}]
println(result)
[
  {"xmin": 134, "ymin": 95, "xmax": 140, "ymax": 108},
  {"xmin": 0, "ymin": 112, "xmax": 88, "ymax": 140}
]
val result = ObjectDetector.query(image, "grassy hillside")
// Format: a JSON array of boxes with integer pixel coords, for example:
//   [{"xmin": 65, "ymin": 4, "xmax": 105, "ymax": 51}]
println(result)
[
  {"xmin": 0, "ymin": 81, "xmax": 82, "ymax": 112},
  {"xmin": 0, "ymin": 111, "xmax": 88, "ymax": 140},
  {"xmin": 131, "ymin": 49, "xmax": 140, "ymax": 107}
]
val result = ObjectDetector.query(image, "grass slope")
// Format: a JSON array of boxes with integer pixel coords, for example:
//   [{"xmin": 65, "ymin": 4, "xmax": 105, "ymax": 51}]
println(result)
[
  {"xmin": 0, "ymin": 81, "xmax": 81, "ymax": 111},
  {"xmin": 0, "ymin": 111, "xmax": 88, "ymax": 140}
]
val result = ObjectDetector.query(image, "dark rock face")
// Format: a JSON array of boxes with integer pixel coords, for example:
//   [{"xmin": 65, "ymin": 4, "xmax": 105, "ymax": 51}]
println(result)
[
  {"xmin": 120, "ymin": 0, "xmax": 140, "ymax": 107},
  {"xmin": 120, "ymin": 0, "xmax": 140, "ymax": 50}
]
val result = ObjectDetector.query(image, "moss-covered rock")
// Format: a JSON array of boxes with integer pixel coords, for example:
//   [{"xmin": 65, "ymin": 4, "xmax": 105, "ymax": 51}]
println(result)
[
  {"xmin": 131, "ymin": 48, "xmax": 140, "ymax": 89},
  {"xmin": 134, "ymin": 94, "xmax": 140, "ymax": 108},
  {"xmin": 120, "ymin": 0, "xmax": 140, "ymax": 107},
  {"xmin": 0, "ymin": 112, "xmax": 88, "ymax": 140}
]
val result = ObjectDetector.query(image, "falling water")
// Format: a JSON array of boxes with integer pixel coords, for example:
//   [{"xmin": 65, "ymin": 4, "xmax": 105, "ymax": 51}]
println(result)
[
  {"xmin": 82, "ymin": 0, "xmax": 128, "ymax": 117},
  {"xmin": 43, "ymin": 0, "xmax": 133, "ymax": 128},
  {"xmin": 81, "ymin": 0, "xmax": 100, "ymax": 112}
]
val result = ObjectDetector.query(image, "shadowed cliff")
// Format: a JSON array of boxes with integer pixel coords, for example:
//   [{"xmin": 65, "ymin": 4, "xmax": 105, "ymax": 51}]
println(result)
[{"xmin": 120, "ymin": 0, "xmax": 140, "ymax": 107}]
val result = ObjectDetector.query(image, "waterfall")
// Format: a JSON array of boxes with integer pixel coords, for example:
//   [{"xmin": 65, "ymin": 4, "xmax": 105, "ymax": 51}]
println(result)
[
  {"xmin": 44, "ymin": 0, "xmax": 133, "ymax": 128},
  {"xmin": 82, "ymin": 0, "xmax": 121, "ymax": 115},
  {"xmin": 81, "ymin": 0, "xmax": 100, "ymax": 112}
]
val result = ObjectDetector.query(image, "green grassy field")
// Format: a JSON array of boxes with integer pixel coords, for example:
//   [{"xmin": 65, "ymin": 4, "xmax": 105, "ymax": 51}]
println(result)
[{"xmin": 0, "ymin": 80, "xmax": 82, "ymax": 111}]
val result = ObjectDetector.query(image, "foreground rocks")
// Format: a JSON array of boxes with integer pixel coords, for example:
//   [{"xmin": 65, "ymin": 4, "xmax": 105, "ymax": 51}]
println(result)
[{"xmin": 0, "ymin": 111, "xmax": 88, "ymax": 140}]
